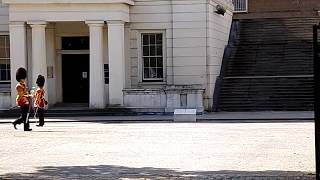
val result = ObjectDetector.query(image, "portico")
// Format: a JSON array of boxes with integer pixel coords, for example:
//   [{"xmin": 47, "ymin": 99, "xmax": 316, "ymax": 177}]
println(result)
[{"xmin": 4, "ymin": 0, "xmax": 133, "ymax": 108}]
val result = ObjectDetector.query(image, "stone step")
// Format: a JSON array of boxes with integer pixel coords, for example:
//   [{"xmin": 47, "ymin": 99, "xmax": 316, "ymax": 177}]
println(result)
[{"xmin": 0, "ymin": 107, "xmax": 167, "ymax": 118}]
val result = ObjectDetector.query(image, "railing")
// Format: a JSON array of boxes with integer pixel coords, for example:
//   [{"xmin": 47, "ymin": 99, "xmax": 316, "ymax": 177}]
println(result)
[{"xmin": 232, "ymin": 0, "xmax": 248, "ymax": 13}]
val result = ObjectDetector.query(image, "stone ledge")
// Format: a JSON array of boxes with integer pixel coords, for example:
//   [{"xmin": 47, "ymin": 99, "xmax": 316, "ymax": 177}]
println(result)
[
  {"xmin": 123, "ymin": 88, "xmax": 165, "ymax": 95},
  {"xmin": 3, "ymin": 0, "xmax": 134, "ymax": 5},
  {"xmin": 165, "ymin": 85, "xmax": 205, "ymax": 94}
]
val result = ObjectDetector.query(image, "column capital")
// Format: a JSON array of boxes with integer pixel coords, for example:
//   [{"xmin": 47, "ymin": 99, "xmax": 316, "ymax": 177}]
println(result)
[
  {"xmin": 86, "ymin": 21, "xmax": 105, "ymax": 27},
  {"xmin": 27, "ymin": 21, "xmax": 47, "ymax": 28},
  {"xmin": 9, "ymin": 21, "xmax": 26, "ymax": 27},
  {"xmin": 107, "ymin": 20, "xmax": 125, "ymax": 25}
]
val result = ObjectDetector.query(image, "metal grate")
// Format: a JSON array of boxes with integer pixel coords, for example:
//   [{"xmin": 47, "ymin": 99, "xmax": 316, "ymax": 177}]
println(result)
[{"xmin": 232, "ymin": 0, "xmax": 248, "ymax": 13}]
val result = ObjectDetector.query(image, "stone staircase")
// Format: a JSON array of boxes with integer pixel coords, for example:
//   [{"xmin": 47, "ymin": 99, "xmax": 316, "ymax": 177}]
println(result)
[{"xmin": 215, "ymin": 17, "xmax": 319, "ymax": 111}]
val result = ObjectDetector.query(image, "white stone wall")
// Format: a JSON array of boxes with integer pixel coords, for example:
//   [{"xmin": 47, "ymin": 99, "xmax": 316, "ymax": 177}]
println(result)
[
  {"xmin": 205, "ymin": 0, "xmax": 233, "ymax": 109},
  {"xmin": 123, "ymin": 89, "xmax": 166, "ymax": 108},
  {"xmin": 128, "ymin": 0, "xmax": 233, "ymax": 111},
  {"xmin": 0, "ymin": 3, "xmax": 8, "ymax": 32},
  {"xmin": 129, "ymin": 0, "xmax": 170, "ymax": 87},
  {"xmin": 129, "ymin": 0, "xmax": 208, "ymax": 87},
  {"xmin": 0, "ymin": 92, "xmax": 10, "ymax": 109}
]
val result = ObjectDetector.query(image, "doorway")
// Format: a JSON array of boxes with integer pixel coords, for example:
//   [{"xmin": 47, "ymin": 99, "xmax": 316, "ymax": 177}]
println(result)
[{"xmin": 62, "ymin": 54, "xmax": 89, "ymax": 103}]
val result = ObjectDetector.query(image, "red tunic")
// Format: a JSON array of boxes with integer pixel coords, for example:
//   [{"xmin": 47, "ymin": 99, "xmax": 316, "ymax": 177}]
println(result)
[
  {"xmin": 16, "ymin": 82, "xmax": 29, "ymax": 107},
  {"xmin": 34, "ymin": 88, "xmax": 45, "ymax": 109}
]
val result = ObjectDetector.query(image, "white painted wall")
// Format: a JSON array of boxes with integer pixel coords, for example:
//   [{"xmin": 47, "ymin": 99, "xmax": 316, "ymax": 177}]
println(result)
[
  {"xmin": 0, "ymin": 92, "xmax": 10, "ymax": 109},
  {"xmin": 129, "ymin": 0, "xmax": 208, "ymax": 87},
  {"xmin": 0, "ymin": 3, "xmax": 8, "ymax": 32},
  {"xmin": 129, "ymin": 0, "xmax": 233, "ymax": 110},
  {"xmin": 129, "ymin": 0, "xmax": 171, "ymax": 88},
  {"xmin": 205, "ymin": 0, "xmax": 233, "ymax": 109}
]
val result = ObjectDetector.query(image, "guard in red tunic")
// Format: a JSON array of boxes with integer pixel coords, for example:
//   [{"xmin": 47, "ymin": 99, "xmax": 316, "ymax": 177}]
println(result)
[
  {"xmin": 34, "ymin": 75, "xmax": 47, "ymax": 127},
  {"xmin": 12, "ymin": 67, "xmax": 32, "ymax": 131}
]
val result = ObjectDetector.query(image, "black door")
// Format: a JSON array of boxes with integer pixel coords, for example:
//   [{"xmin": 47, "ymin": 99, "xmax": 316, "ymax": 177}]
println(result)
[{"xmin": 62, "ymin": 54, "xmax": 89, "ymax": 103}]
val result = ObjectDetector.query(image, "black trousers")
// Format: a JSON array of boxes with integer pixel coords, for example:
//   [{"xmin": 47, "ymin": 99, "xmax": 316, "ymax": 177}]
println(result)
[
  {"xmin": 37, "ymin": 108, "xmax": 45, "ymax": 126},
  {"xmin": 13, "ymin": 105, "xmax": 30, "ymax": 130}
]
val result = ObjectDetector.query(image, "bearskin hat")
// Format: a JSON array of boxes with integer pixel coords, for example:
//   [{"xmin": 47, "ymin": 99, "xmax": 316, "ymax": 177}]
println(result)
[
  {"xmin": 15, "ymin": 67, "xmax": 27, "ymax": 82},
  {"xmin": 36, "ymin": 75, "xmax": 45, "ymax": 87}
]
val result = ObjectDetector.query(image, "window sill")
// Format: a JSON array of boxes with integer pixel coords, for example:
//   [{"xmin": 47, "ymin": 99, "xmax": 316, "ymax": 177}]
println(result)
[
  {"xmin": 233, "ymin": 11, "xmax": 248, "ymax": 13},
  {"xmin": 138, "ymin": 81, "xmax": 166, "ymax": 86}
]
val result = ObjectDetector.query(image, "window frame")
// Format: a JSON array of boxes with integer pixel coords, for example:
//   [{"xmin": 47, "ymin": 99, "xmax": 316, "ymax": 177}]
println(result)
[
  {"xmin": 104, "ymin": 64, "xmax": 109, "ymax": 84},
  {"xmin": 232, "ymin": 0, "xmax": 248, "ymax": 13},
  {"xmin": 0, "ymin": 34, "xmax": 10, "ymax": 83},
  {"xmin": 137, "ymin": 30, "xmax": 166, "ymax": 83}
]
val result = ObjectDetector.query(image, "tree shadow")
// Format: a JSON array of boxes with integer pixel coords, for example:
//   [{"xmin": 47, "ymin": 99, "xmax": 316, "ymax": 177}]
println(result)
[{"xmin": 0, "ymin": 165, "xmax": 315, "ymax": 179}]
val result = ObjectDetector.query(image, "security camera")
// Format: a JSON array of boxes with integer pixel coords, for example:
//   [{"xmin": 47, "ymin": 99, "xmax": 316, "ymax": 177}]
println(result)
[{"xmin": 215, "ymin": 5, "xmax": 226, "ymax": 16}]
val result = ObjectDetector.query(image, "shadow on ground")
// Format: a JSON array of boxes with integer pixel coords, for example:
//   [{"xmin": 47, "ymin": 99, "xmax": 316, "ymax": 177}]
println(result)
[
  {"xmin": 0, "ymin": 165, "xmax": 315, "ymax": 179},
  {"xmin": 43, "ymin": 119, "xmax": 314, "ymax": 125}
]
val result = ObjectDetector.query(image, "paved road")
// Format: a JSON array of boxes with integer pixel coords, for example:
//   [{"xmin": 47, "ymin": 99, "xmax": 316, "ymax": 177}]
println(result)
[{"xmin": 0, "ymin": 121, "xmax": 316, "ymax": 179}]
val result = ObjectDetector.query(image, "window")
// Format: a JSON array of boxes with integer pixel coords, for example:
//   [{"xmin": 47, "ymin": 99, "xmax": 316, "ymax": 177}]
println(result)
[
  {"xmin": 0, "ymin": 35, "xmax": 10, "ymax": 82},
  {"xmin": 141, "ymin": 33, "xmax": 164, "ymax": 81},
  {"xmin": 232, "ymin": 0, "xmax": 248, "ymax": 13},
  {"xmin": 61, "ymin": 36, "xmax": 89, "ymax": 50},
  {"xmin": 104, "ymin": 64, "xmax": 109, "ymax": 84}
]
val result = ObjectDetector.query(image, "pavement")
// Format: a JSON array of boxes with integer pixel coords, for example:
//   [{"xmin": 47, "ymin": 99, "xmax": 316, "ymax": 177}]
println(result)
[{"xmin": 0, "ymin": 120, "xmax": 316, "ymax": 179}]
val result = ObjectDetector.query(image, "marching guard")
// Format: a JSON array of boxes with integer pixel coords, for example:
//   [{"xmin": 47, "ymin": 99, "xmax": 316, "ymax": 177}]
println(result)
[{"xmin": 12, "ymin": 67, "xmax": 32, "ymax": 131}]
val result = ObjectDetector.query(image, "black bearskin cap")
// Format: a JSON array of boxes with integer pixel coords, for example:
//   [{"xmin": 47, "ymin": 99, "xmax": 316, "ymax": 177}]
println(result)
[
  {"xmin": 16, "ymin": 67, "xmax": 27, "ymax": 82},
  {"xmin": 36, "ymin": 75, "xmax": 45, "ymax": 87}
]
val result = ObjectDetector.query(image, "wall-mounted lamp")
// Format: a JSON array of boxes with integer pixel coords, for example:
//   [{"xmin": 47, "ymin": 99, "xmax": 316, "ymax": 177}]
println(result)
[{"xmin": 215, "ymin": 5, "xmax": 226, "ymax": 16}]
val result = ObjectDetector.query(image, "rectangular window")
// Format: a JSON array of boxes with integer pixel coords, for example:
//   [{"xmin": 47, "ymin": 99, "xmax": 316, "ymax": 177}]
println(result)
[
  {"xmin": 61, "ymin": 36, "xmax": 89, "ymax": 50},
  {"xmin": 104, "ymin": 64, "xmax": 109, "ymax": 84},
  {"xmin": 232, "ymin": 0, "xmax": 248, "ymax": 13},
  {"xmin": 0, "ymin": 35, "xmax": 10, "ymax": 82},
  {"xmin": 141, "ymin": 33, "xmax": 163, "ymax": 81}
]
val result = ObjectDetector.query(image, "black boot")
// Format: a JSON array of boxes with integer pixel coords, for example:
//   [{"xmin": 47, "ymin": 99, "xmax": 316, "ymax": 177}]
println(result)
[
  {"xmin": 12, "ymin": 122, "xmax": 17, "ymax": 130},
  {"xmin": 24, "ymin": 123, "xmax": 32, "ymax": 131}
]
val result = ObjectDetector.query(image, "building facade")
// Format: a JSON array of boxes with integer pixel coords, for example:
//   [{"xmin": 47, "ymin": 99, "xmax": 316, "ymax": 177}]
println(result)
[{"xmin": 0, "ymin": 0, "xmax": 233, "ymax": 112}]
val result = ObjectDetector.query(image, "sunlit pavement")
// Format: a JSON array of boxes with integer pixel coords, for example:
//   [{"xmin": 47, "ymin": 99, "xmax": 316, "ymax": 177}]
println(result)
[{"xmin": 0, "ymin": 121, "xmax": 315, "ymax": 179}]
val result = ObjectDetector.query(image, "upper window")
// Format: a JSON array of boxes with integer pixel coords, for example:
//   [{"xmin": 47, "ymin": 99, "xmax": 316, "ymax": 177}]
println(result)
[
  {"xmin": 141, "ymin": 33, "xmax": 164, "ymax": 81},
  {"xmin": 0, "ymin": 35, "xmax": 10, "ymax": 82},
  {"xmin": 62, "ymin": 36, "xmax": 89, "ymax": 50},
  {"xmin": 232, "ymin": 0, "xmax": 248, "ymax": 13}
]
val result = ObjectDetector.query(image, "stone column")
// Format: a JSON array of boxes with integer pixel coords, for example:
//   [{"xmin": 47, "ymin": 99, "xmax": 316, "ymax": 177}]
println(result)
[
  {"xmin": 29, "ymin": 22, "xmax": 48, "ymax": 102},
  {"xmin": 9, "ymin": 22, "xmax": 27, "ymax": 107},
  {"xmin": 46, "ymin": 23, "xmax": 57, "ymax": 105},
  {"xmin": 107, "ymin": 21, "xmax": 125, "ymax": 106},
  {"xmin": 86, "ymin": 21, "xmax": 105, "ymax": 109}
]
